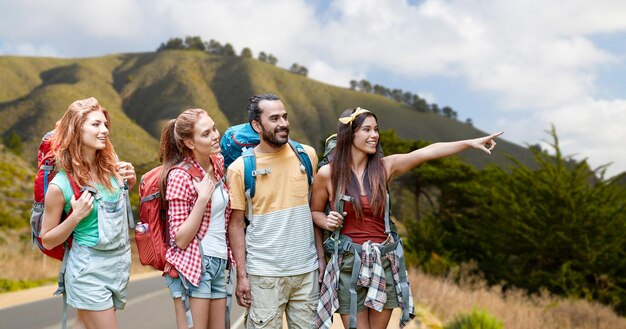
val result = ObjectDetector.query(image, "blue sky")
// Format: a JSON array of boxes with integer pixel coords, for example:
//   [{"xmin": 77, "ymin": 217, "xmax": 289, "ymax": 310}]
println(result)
[{"xmin": 1, "ymin": 0, "xmax": 625, "ymax": 177}]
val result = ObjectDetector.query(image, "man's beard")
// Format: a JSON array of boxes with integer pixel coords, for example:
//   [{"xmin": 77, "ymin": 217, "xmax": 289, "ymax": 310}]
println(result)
[{"xmin": 261, "ymin": 125, "xmax": 289, "ymax": 149}]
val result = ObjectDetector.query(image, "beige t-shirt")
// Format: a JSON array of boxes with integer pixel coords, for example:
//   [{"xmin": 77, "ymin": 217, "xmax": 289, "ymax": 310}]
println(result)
[{"xmin": 227, "ymin": 143, "xmax": 318, "ymax": 276}]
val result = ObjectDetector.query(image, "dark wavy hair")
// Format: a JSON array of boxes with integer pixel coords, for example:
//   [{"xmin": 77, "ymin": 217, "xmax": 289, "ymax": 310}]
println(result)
[
  {"xmin": 330, "ymin": 108, "xmax": 387, "ymax": 221},
  {"xmin": 247, "ymin": 93, "xmax": 280, "ymax": 124}
]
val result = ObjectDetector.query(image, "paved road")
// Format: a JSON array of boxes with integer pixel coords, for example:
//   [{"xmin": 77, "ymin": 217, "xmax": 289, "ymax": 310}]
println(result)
[{"xmin": 0, "ymin": 275, "xmax": 246, "ymax": 329}]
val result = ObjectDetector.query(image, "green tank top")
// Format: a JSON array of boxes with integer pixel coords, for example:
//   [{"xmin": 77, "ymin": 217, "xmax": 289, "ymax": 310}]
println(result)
[{"xmin": 50, "ymin": 171, "xmax": 121, "ymax": 246}]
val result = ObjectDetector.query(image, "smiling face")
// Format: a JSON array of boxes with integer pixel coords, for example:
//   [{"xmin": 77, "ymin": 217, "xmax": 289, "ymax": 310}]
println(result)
[
  {"xmin": 80, "ymin": 110, "xmax": 109, "ymax": 153},
  {"xmin": 255, "ymin": 99, "xmax": 290, "ymax": 149},
  {"xmin": 185, "ymin": 112, "xmax": 221, "ymax": 159},
  {"xmin": 352, "ymin": 115, "xmax": 379, "ymax": 155}
]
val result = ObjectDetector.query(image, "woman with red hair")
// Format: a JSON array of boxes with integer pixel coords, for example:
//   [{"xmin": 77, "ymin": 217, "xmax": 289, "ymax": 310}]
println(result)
[{"xmin": 40, "ymin": 97, "xmax": 136, "ymax": 329}]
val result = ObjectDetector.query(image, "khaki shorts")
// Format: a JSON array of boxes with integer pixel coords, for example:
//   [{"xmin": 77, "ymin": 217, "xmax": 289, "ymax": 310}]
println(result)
[
  {"xmin": 245, "ymin": 270, "xmax": 319, "ymax": 329},
  {"xmin": 337, "ymin": 252, "xmax": 399, "ymax": 314}
]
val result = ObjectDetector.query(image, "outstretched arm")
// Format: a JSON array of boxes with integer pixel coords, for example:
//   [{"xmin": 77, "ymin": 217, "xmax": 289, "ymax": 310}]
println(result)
[{"xmin": 384, "ymin": 132, "xmax": 503, "ymax": 179}]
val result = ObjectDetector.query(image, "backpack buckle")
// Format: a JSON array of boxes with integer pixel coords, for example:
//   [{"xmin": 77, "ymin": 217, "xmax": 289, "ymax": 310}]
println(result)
[
  {"xmin": 251, "ymin": 168, "xmax": 271, "ymax": 176},
  {"xmin": 340, "ymin": 195, "xmax": 354, "ymax": 203}
]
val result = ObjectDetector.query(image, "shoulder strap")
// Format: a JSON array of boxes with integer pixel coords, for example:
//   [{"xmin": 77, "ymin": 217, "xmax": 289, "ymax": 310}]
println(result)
[
  {"xmin": 66, "ymin": 174, "xmax": 85, "ymax": 202},
  {"xmin": 384, "ymin": 189, "xmax": 391, "ymax": 234},
  {"xmin": 171, "ymin": 159, "xmax": 204, "ymax": 182},
  {"xmin": 209, "ymin": 154, "xmax": 225, "ymax": 178},
  {"xmin": 287, "ymin": 140, "xmax": 313, "ymax": 186},
  {"xmin": 241, "ymin": 148, "xmax": 257, "ymax": 199},
  {"xmin": 161, "ymin": 160, "xmax": 205, "ymax": 211},
  {"xmin": 42, "ymin": 158, "xmax": 55, "ymax": 197},
  {"xmin": 241, "ymin": 148, "xmax": 259, "ymax": 222},
  {"xmin": 331, "ymin": 187, "xmax": 354, "ymax": 239}
]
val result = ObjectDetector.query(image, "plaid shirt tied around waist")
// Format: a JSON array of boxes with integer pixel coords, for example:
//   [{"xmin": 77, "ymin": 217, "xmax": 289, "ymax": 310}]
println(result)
[
  {"xmin": 164, "ymin": 155, "xmax": 233, "ymax": 286},
  {"xmin": 316, "ymin": 236, "xmax": 415, "ymax": 328}
]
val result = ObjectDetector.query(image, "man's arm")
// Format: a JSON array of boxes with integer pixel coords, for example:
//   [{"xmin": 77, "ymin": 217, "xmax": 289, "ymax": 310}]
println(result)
[
  {"xmin": 314, "ymin": 226, "xmax": 326, "ymax": 283},
  {"xmin": 228, "ymin": 209, "xmax": 251, "ymax": 307}
]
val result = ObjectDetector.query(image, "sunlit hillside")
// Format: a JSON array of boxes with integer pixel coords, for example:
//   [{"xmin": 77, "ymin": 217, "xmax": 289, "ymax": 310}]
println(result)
[{"xmin": 0, "ymin": 50, "xmax": 535, "ymax": 173}]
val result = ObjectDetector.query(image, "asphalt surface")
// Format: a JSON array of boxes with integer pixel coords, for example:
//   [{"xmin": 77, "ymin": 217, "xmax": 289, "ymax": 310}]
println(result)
[{"xmin": 0, "ymin": 275, "xmax": 246, "ymax": 329}]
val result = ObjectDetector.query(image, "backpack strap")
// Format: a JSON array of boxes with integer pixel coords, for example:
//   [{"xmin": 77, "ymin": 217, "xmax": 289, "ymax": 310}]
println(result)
[
  {"xmin": 123, "ymin": 179, "xmax": 135, "ymax": 229},
  {"xmin": 241, "ymin": 142, "xmax": 310, "ymax": 221},
  {"xmin": 242, "ymin": 148, "xmax": 269, "ymax": 221},
  {"xmin": 287, "ymin": 140, "xmax": 313, "ymax": 186},
  {"xmin": 384, "ymin": 190, "xmax": 391, "ymax": 234},
  {"xmin": 328, "ymin": 188, "xmax": 360, "ymax": 329},
  {"xmin": 56, "ymin": 174, "xmax": 84, "ymax": 329},
  {"xmin": 333, "ymin": 187, "xmax": 405, "ymax": 329},
  {"xmin": 41, "ymin": 158, "xmax": 55, "ymax": 196},
  {"xmin": 164, "ymin": 160, "xmax": 208, "ymax": 329}
]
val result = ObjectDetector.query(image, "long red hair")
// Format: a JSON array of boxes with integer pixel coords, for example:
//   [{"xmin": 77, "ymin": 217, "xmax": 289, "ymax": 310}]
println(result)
[
  {"xmin": 53, "ymin": 97, "xmax": 120, "ymax": 190},
  {"xmin": 331, "ymin": 108, "xmax": 387, "ymax": 221}
]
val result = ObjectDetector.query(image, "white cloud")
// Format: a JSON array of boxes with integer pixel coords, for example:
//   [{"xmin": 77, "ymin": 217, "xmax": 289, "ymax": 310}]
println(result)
[
  {"xmin": 307, "ymin": 60, "xmax": 355, "ymax": 88},
  {"xmin": 416, "ymin": 91, "xmax": 436, "ymax": 104},
  {"xmin": 544, "ymin": 99, "xmax": 626, "ymax": 174},
  {"xmin": 150, "ymin": 0, "xmax": 321, "ymax": 67},
  {"xmin": 0, "ymin": 42, "xmax": 60, "ymax": 57},
  {"xmin": 0, "ymin": 0, "xmax": 145, "ymax": 40},
  {"xmin": 1, "ymin": 0, "xmax": 626, "ymax": 175}
]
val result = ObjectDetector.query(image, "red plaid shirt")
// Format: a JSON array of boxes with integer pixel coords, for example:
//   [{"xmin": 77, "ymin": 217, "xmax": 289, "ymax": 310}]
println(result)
[{"xmin": 164, "ymin": 155, "xmax": 233, "ymax": 286}]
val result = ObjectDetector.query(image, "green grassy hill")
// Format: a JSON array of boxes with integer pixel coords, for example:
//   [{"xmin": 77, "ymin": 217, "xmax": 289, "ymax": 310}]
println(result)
[{"xmin": 0, "ymin": 50, "xmax": 536, "ymax": 223}]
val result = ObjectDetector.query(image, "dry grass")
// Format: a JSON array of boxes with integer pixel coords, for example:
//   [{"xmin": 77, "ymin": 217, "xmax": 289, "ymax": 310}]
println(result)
[
  {"xmin": 2, "ymin": 228, "xmax": 625, "ymax": 328},
  {"xmin": 410, "ymin": 269, "xmax": 626, "ymax": 329},
  {"xmin": 0, "ymin": 228, "xmax": 155, "ymax": 282}
]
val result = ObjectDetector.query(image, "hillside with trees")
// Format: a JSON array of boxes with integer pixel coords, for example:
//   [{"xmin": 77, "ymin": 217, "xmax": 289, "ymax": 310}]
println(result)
[{"xmin": 2, "ymin": 42, "xmax": 625, "ymax": 317}]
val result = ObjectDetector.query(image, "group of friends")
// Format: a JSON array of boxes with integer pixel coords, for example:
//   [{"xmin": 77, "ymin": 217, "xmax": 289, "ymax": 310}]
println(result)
[{"xmin": 39, "ymin": 93, "xmax": 501, "ymax": 329}]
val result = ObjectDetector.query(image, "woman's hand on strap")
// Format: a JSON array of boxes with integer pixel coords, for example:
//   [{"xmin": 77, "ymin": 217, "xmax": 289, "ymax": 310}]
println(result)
[{"xmin": 325, "ymin": 211, "xmax": 346, "ymax": 231}]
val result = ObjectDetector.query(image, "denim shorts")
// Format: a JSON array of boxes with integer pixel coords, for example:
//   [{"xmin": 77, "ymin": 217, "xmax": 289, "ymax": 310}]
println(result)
[
  {"xmin": 165, "ymin": 256, "xmax": 228, "ymax": 299},
  {"xmin": 65, "ymin": 243, "xmax": 131, "ymax": 311}
]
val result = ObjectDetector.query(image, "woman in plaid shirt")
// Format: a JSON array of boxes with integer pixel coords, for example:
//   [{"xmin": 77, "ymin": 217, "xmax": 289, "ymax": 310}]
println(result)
[
  {"xmin": 159, "ymin": 108, "xmax": 233, "ymax": 329},
  {"xmin": 311, "ymin": 107, "xmax": 502, "ymax": 328}
]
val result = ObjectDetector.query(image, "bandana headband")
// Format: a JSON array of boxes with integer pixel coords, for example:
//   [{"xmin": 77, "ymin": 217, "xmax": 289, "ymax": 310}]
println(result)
[{"xmin": 338, "ymin": 107, "xmax": 371, "ymax": 125}]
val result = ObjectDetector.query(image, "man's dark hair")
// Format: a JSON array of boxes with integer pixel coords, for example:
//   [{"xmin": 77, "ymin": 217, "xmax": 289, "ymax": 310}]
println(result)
[{"xmin": 248, "ymin": 93, "xmax": 280, "ymax": 124}]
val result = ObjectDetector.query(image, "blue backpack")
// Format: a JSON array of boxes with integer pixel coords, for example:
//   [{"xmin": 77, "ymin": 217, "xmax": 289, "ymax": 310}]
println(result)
[
  {"xmin": 220, "ymin": 123, "xmax": 260, "ymax": 168},
  {"xmin": 220, "ymin": 123, "xmax": 314, "ymax": 217}
]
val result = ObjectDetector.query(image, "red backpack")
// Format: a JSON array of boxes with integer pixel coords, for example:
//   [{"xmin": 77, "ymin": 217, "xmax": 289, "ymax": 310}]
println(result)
[
  {"xmin": 136, "ymin": 159, "xmax": 204, "ymax": 272},
  {"xmin": 30, "ymin": 131, "xmax": 82, "ymax": 261}
]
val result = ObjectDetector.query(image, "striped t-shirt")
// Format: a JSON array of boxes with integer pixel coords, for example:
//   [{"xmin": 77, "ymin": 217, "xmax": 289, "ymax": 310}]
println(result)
[{"xmin": 227, "ymin": 143, "xmax": 318, "ymax": 276}]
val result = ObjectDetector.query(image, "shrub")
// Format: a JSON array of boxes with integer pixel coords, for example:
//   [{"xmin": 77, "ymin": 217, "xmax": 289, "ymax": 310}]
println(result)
[{"xmin": 444, "ymin": 309, "xmax": 503, "ymax": 329}]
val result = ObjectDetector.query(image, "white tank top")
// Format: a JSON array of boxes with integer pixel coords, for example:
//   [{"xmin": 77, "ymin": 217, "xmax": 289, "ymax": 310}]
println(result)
[{"xmin": 201, "ymin": 183, "xmax": 228, "ymax": 259}]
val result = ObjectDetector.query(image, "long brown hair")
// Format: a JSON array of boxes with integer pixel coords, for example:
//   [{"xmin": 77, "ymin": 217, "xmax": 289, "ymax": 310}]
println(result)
[
  {"xmin": 158, "ymin": 108, "xmax": 206, "ymax": 195},
  {"xmin": 53, "ymin": 97, "xmax": 120, "ymax": 190},
  {"xmin": 330, "ymin": 108, "xmax": 387, "ymax": 221}
]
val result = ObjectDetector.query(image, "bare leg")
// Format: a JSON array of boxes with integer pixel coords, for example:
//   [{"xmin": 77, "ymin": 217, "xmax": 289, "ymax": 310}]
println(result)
[
  {"xmin": 367, "ymin": 309, "xmax": 393, "ymax": 329},
  {"xmin": 72, "ymin": 313, "xmax": 85, "ymax": 329},
  {"xmin": 76, "ymin": 308, "xmax": 118, "ymax": 329},
  {"xmin": 190, "ymin": 297, "xmax": 210, "ymax": 329},
  {"xmin": 341, "ymin": 311, "xmax": 370, "ymax": 329},
  {"xmin": 208, "ymin": 298, "xmax": 227, "ymax": 329},
  {"xmin": 172, "ymin": 298, "xmax": 188, "ymax": 329}
]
